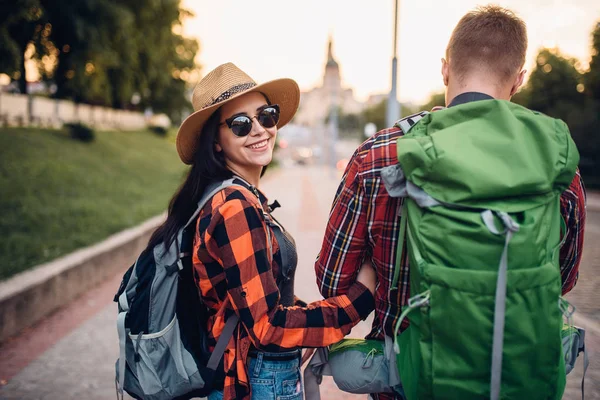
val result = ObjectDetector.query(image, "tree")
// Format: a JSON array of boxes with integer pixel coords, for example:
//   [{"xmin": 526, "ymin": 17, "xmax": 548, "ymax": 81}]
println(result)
[
  {"xmin": 525, "ymin": 48, "xmax": 585, "ymax": 116},
  {"xmin": 0, "ymin": 0, "xmax": 199, "ymax": 121},
  {"xmin": 517, "ymin": 46, "xmax": 600, "ymax": 187},
  {"xmin": 580, "ymin": 21, "xmax": 600, "ymax": 187},
  {"xmin": 38, "ymin": 0, "xmax": 139, "ymax": 105},
  {"xmin": 361, "ymin": 99, "xmax": 418, "ymax": 132},
  {"xmin": 584, "ymin": 21, "xmax": 600, "ymax": 103},
  {"xmin": 0, "ymin": 0, "xmax": 45, "ymax": 94},
  {"xmin": 421, "ymin": 92, "xmax": 446, "ymax": 111}
]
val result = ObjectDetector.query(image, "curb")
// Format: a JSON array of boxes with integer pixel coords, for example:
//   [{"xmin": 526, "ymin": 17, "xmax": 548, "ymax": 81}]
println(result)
[
  {"xmin": 0, "ymin": 169, "xmax": 282, "ymax": 345},
  {"xmin": 0, "ymin": 214, "xmax": 165, "ymax": 344},
  {"xmin": 0, "ymin": 182, "xmax": 596, "ymax": 345}
]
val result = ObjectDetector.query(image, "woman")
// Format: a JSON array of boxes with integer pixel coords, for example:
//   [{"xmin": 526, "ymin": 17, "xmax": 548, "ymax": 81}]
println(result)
[{"xmin": 151, "ymin": 63, "xmax": 376, "ymax": 400}]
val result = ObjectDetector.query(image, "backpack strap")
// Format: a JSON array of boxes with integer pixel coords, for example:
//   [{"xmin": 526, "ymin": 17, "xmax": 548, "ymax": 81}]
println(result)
[
  {"xmin": 174, "ymin": 176, "xmax": 263, "ymax": 273},
  {"xmin": 206, "ymin": 311, "xmax": 239, "ymax": 371},
  {"xmin": 580, "ymin": 331, "xmax": 589, "ymax": 400},
  {"xmin": 116, "ymin": 256, "xmax": 140, "ymax": 398},
  {"xmin": 393, "ymin": 111, "xmax": 429, "ymax": 133},
  {"xmin": 481, "ymin": 210, "xmax": 520, "ymax": 400},
  {"xmin": 180, "ymin": 176, "xmax": 272, "ymax": 372},
  {"xmin": 183, "ymin": 178, "xmax": 239, "ymax": 230},
  {"xmin": 198, "ymin": 176, "xmax": 276, "ymax": 372}
]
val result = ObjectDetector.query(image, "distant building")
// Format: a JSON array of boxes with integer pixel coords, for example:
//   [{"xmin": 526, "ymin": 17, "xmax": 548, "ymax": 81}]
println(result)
[
  {"xmin": 293, "ymin": 37, "xmax": 364, "ymax": 127},
  {"xmin": 365, "ymin": 93, "xmax": 388, "ymax": 108}
]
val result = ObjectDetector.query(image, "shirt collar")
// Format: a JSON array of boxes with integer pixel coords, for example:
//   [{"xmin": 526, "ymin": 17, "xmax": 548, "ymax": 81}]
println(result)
[{"xmin": 448, "ymin": 92, "xmax": 494, "ymax": 108}]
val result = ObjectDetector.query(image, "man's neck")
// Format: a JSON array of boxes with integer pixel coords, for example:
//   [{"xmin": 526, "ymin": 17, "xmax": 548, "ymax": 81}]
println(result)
[{"xmin": 446, "ymin": 80, "xmax": 511, "ymax": 106}]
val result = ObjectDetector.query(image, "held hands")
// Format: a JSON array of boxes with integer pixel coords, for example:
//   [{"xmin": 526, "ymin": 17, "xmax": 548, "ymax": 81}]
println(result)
[
  {"xmin": 356, "ymin": 261, "xmax": 376, "ymax": 295},
  {"xmin": 300, "ymin": 262, "xmax": 375, "ymax": 367}
]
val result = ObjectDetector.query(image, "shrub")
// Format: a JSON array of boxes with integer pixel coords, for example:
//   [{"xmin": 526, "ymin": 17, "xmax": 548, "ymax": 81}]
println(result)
[
  {"xmin": 65, "ymin": 123, "xmax": 95, "ymax": 142},
  {"xmin": 149, "ymin": 126, "xmax": 168, "ymax": 136}
]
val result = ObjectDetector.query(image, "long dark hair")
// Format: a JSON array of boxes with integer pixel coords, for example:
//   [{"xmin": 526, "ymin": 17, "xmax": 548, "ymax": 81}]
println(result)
[
  {"xmin": 148, "ymin": 109, "xmax": 232, "ymax": 249},
  {"xmin": 148, "ymin": 103, "xmax": 269, "ymax": 250}
]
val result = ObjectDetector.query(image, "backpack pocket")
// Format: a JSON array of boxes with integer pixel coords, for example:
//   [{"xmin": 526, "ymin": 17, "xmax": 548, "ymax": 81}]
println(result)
[
  {"xmin": 414, "ymin": 262, "xmax": 563, "ymax": 400},
  {"xmin": 328, "ymin": 339, "xmax": 394, "ymax": 394},
  {"xmin": 126, "ymin": 316, "xmax": 204, "ymax": 399}
]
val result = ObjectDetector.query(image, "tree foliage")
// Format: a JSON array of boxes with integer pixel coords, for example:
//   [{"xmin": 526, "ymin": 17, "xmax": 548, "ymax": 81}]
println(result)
[
  {"xmin": 0, "ymin": 0, "xmax": 199, "ymax": 123},
  {"xmin": 334, "ymin": 99, "xmax": 419, "ymax": 140},
  {"xmin": 519, "ymin": 48, "xmax": 584, "ymax": 113},
  {"xmin": 0, "ymin": 0, "xmax": 45, "ymax": 93},
  {"xmin": 515, "ymin": 44, "xmax": 600, "ymax": 187},
  {"xmin": 420, "ymin": 92, "xmax": 446, "ymax": 111},
  {"xmin": 584, "ymin": 21, "xmax": 600, "ymax": 103}
]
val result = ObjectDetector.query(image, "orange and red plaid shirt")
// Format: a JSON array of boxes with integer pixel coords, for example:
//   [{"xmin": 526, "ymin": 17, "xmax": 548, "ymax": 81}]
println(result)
[
  {"xmin": 315, "ymin": 120, "xmax": 586, "ymax": 400},
  {"xmin": 193, "ymin": 183, "xmax": 375, "ymax": 400}
]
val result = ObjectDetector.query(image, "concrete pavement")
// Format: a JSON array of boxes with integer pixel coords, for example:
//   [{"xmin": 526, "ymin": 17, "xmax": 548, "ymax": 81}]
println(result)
[
  {"xmin": 0, "ymin": 164, "xmax": 598, "ymax": 399},
  {"xmin": 0, "ymin": 165, "xmax": 372, "ymax": 400}
]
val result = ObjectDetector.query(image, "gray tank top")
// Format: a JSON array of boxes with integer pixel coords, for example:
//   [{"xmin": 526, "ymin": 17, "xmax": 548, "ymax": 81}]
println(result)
[{"xmin": 267, "ymin": 215, "xmax": 298, "ymax": 307}]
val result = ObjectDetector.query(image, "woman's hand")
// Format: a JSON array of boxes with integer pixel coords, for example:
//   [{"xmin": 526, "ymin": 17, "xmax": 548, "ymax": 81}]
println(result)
[{"xmin": 356, "ymin": 261, "xmax": 376, "ymax": 295}]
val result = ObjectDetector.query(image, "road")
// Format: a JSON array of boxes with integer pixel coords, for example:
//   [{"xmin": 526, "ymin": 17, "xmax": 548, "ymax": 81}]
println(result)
[{"xmin": 0, "ymin": 165, "xmax": 597, "ymax": 399}]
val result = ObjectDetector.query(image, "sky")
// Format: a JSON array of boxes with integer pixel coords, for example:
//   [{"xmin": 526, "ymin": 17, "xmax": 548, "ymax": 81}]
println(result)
[{"xmin": 181, "ymin": 0, "xmax": 600, "ymax": 105}]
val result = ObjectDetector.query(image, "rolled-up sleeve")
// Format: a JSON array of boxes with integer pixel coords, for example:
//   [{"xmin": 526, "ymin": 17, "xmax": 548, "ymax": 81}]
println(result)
[{"xmin": 202, "ymin": 191, "xmax": 374, "ymax": 352}]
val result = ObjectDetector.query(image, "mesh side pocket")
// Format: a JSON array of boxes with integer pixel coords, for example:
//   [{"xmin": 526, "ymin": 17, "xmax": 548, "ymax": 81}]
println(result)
[{"xmin": 126, "ymin": 316, "xmax": 205, "ymax": 399}]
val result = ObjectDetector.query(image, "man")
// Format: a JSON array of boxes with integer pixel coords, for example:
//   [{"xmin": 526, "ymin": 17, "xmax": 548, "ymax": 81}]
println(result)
[{"xmin": 315, "ymin": 5, "xmax": 586, "ymax": 400}]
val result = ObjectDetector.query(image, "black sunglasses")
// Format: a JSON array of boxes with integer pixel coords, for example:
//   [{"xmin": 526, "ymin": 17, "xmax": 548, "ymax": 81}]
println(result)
[{"xmin": 219, "ymin": 104, "xmax": 280, "ymax": 137}]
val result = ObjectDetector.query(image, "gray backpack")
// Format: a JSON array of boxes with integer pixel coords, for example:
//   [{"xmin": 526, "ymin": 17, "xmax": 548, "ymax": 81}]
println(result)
[{"xmin": 114, "ymin": 178, "xmax": 257, "ymax": 400}]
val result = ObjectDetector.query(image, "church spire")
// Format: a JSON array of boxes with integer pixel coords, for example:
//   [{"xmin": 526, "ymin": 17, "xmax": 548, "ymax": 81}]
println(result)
[{"xmin": 326, "ymin": 35, "xmax": 339, "ymax": 68}]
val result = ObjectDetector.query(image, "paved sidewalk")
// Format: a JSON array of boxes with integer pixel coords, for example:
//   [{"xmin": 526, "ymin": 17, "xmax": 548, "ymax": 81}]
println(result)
[
  {"xmin": 1, "ymin": 165, "xmax": 598, "ymax": 399},
  {"xmin": 588, "ymin": 190, "xmax": 600, "ymax": 212},
  {"xmin": 0, "ymin": 165, "xmax": 371, "ymax": 400}
]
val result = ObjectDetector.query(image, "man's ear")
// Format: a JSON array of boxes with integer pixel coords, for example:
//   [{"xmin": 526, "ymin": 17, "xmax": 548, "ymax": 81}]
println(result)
[
  {"xmin": 510, "ymin": 69, "xmax": 526, "ymax": 96},
  {"xmin": 441, "ymin": 58, "xmax": 450, "ymax": 86}
]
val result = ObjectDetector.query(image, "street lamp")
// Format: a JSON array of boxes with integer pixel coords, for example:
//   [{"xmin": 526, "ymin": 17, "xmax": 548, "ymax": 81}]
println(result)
[{"xmin": 386, "ymin": 0, "xmax": 401, "ymax": 128}]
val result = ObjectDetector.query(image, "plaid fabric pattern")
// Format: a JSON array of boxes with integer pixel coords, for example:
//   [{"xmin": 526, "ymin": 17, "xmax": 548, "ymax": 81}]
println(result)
[
  {"xmin": 316, "ymin": 116, "xmax": 586, "ymax": 400},
  {"xmin": 193, "ymin": 185, "xmax": 374, "ymax": 400},
  {"xmin": 559, "ymin": 169, "xmax": 587, "ymax": 294}
]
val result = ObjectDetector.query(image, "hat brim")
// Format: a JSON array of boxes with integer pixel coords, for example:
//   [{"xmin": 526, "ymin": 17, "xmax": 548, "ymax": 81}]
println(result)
[{"xmin": 176, "ymin": 78, "xmax": 300, "ymax": 165}]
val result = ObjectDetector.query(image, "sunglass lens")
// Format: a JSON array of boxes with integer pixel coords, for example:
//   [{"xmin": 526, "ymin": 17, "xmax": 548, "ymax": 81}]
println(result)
[
  {"xmin": 258, "ymin": 106, "xmax": 280, "ymax": 128},
  {"xmin": 230, "ymin": 116, "xmax": 253, "ymax": 137}
]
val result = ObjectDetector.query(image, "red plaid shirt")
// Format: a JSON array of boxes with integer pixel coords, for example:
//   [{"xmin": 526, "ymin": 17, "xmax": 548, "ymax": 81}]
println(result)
[
  {"xmin": 315, "ymin": 115, "xmax": 586, "ymax": 399},
  {"xmin": 193, "ymin": 183, "xmax": 375, "ymax": 400}
]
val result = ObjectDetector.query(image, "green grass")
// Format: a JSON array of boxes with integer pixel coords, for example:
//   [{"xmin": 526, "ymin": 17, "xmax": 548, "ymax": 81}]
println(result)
[{"xmin": 0, "ymin": 127, "xmax": 188, "ymax": 280}]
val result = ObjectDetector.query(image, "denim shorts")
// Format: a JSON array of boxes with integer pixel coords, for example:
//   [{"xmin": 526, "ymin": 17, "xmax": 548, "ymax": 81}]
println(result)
[{"xmin": 208, "ymin": 349, "xmax": 302, "ymax": 400}]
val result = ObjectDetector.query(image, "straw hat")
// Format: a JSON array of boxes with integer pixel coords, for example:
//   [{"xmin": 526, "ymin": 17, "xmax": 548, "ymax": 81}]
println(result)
[{"xmin": 176, "ymin": 63, "xmax": 300, "ymax": 164}]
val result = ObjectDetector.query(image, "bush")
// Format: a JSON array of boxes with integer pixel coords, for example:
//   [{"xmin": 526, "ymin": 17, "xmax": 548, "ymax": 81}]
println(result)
[
  {"xmin": 149, "ymin": 126, "xmax": 168, "ymax": 136},
  {"xmin": 65, "ymin": 123, "xmax": 95, "ymax": 142}
]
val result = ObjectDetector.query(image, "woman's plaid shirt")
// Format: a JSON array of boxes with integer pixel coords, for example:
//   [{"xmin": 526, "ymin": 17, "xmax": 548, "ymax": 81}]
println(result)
[
  {"xmin": 192, "ymin": 184, "xmax": 375, "ymax": 400},
  {"xmin": 315, "ymin": 121, "xmax": 587, "ymax": 343}
]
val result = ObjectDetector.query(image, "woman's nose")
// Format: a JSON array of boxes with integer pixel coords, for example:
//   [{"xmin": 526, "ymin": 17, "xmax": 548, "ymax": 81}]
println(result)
[{"xmin": 250, "ymin": 116, "xmax": 267, "ymax": 135}]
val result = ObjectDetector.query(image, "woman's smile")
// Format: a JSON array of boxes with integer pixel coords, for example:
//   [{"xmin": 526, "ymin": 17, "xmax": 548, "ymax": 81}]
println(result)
[{"xmin": 247, "ymin": 138, "xmax": 269, "ymax": 151}]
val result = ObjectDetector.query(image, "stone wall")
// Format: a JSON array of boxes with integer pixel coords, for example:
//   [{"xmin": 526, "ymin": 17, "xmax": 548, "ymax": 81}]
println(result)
[{"xmin": 0, "ymin": 92, "xmax": 146, "ymax": 130}]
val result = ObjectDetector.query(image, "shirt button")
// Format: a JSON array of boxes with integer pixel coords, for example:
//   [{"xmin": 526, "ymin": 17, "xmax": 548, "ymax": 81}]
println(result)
[{"xmin": 241, "ymin": 291, "xmax": 247, "ymax": 297}]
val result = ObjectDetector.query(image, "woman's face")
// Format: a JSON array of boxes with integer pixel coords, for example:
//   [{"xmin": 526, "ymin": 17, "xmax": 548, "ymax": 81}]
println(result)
[{"xmin": 216, "ymin": 92, "xmax": 277, "ymax": 178}]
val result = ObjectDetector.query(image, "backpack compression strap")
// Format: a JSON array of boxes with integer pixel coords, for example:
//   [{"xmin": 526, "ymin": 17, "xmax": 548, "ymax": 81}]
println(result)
[{"xmin": 182, "ymin": 176, "xmax": 272, "ymax": 371}]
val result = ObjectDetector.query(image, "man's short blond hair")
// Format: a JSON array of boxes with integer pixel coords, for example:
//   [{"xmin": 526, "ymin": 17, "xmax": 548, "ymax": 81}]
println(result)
[{"xmin": 446, "ymin": 5, "xmax": 527, "ymax": 83}]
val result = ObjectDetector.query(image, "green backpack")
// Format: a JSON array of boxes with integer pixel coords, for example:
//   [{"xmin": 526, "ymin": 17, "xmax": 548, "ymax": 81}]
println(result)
[{"xmin": 381, "ymin": 100, "xmax": 580, "ymax": 400}]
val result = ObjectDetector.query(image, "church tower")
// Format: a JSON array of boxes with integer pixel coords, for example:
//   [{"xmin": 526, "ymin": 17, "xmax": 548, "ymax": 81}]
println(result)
[{"xmin": 323, "ymin": 36, "xmax": 341, "ymax": 95}]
